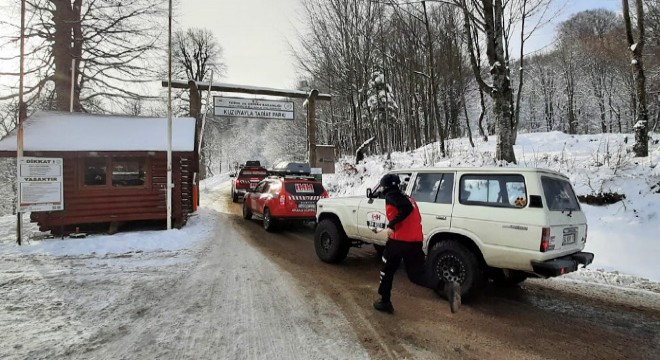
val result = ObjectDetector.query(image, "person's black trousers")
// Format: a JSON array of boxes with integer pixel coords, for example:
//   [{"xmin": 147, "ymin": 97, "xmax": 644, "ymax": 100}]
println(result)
[{"xmin": 378, "ymin": 239, "xmax": 433, "ymax": 302}]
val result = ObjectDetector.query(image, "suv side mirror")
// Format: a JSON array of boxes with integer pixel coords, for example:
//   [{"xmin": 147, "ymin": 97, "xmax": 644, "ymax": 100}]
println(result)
[
  {"xmin": 366, "ymin": 188, "xmax": 373, "ymax": 198},
  {"xmin": 229, "ymin": 173, "xmax": 236, "ymax": 178}
]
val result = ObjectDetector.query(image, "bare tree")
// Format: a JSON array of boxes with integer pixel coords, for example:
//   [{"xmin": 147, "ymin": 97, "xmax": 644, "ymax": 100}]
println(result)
[
  {"xmin": 170, "ymin": 27, "xmax": 226, "ymax": 178},
  {"xmin": 296, "ymin": 0, "xmax": 382, "ymax": 156},
  {"xmin": 0, "ymin": 0, "xmax": 166, "ymax": 113},
  {"xmin": 623, "ymin": 0, "xmax": 649, "ymax": 157},
  {"xmin": 459, "ymin": 0, "xmax": 517, "ymax": 163},
  {"xmin": 173, "ymin": 28, "xmax": 226, "ymax": 85},
  {"xmin": 171, "ymin": 28, "xmax": 226, "ymax": 115}
]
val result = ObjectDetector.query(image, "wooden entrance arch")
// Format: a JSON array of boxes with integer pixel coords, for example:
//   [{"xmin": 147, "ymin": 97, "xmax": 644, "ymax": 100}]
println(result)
[{"xmin": 163, "ymin": 80, "xmax": 331, "ymax": 168}]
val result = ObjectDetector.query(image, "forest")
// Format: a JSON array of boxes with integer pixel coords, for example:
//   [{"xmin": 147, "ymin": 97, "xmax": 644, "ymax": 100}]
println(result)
[{"xmin": 0, "ymin": 0, "xmax": 657, "ymax": 175}]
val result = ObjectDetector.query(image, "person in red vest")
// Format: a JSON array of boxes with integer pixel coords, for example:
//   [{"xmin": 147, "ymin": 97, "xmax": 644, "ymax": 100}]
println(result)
[{"xmin": 373, "ymin": 173, "xmax": 461, "ymax": 314}]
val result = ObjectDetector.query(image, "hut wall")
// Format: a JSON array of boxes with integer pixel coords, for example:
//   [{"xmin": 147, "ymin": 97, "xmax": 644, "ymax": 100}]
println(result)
[{"xmin": 26, "ymin": 151, "xmax": 195, "ymax": 233}]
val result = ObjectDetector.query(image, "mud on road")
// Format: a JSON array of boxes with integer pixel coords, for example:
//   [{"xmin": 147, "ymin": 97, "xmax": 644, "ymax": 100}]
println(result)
[{"xmin": 228, "ymin": 193, "xmax": 660, "ymax": 360}]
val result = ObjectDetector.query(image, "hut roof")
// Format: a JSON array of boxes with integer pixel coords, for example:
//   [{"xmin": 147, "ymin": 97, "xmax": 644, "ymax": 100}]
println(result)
[{"xmin": 0, "ymin": 111, "xmax": 196, "ymax": 152}]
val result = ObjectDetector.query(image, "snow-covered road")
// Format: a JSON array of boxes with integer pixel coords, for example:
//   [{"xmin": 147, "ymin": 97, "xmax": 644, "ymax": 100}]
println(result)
[
  {"xmin": 1, "ymin": 179, "xmax": 659, "ymax": 359},
  {"xmin": 0, "ymin": 184, "xmax": 368, "ymax": 360}
]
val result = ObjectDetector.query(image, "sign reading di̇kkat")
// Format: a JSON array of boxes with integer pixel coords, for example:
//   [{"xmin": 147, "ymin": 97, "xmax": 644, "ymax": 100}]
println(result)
[
  {"xmin": 214, "ymin": 96, "xmax": 294, "ymax": 120},
  {"xmin": 18, "ymin": 157, "xmax": 64, "ymax": 212}
]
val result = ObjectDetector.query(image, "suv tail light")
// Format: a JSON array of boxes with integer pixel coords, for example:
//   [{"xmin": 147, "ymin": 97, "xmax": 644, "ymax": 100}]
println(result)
[
  {"xmin": 540, "ymin": 227, "xmax": 550, "ymax": 252},
  {"xmin": 279, "ymin": 194, "xmax": 286, "ymax": 205},
  {"xmin": 322, "ymin": 191, "xmax": 329, "ymax": 198}
]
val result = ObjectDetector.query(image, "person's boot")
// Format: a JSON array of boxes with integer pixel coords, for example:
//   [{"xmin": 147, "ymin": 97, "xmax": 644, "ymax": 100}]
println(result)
[
  {"xmin": 373, "ymin": 299, "xmax": 394, "ymax": 314},
  {"xmin": 445, "ymin": 281, "xmax": 461, "ymax": 313}
]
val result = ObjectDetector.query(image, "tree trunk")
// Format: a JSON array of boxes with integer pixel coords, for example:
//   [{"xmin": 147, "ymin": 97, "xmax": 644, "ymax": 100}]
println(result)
[
  {"xmin": 484, "ymin": 0, "xmax": 516, "ymax": 163},
  {"xmin": 53, "ymin": 0, "xmax": 75, "ymax": 111},
  {"xmin": 423, "ymin": 1, "xmax": 445, "ymax": 156},
  {"xmin": 623, "ymin": 0, "xmax": 649, "ymax": 157}
]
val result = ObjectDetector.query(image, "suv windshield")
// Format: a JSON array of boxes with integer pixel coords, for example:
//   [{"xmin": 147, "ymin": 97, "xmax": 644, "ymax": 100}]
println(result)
[
  {"xmin": 541, "ymin": 176, "xmax": 580, "ymax": 211},
  {"xmin": 284, "ymin": 181, "xmax": 325, "ymax": 196}
]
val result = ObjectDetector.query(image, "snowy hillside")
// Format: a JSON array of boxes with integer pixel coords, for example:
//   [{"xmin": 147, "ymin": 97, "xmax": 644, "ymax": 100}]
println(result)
[{"xmin": 323, "ymin": 131, "xmax": 660, "ymax": 287}]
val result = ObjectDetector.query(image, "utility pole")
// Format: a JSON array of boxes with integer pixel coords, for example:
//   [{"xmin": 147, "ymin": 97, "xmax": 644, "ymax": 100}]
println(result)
[
  {"xmin": 166, "ymin": 0, "xmax": 173, "ymax": 230},
  {"xmin": 16, "ymin": 0, "xmax": 27, "ymax": 245}
]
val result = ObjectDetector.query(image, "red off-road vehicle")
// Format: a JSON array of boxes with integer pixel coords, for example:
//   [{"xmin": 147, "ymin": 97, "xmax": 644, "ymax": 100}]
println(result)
[
  {"xmin": 230, "ymin": 161, "xmax": 268, "ymax": 202},
  {"xmin": 242, "ymin": 162, "xmax": 328, "ymax": 231}
]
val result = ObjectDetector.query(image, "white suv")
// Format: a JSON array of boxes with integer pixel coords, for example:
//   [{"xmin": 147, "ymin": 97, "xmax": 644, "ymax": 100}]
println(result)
[{"xmin": 314, "ymin": 167, "xmax": 594, "ymax": 298}]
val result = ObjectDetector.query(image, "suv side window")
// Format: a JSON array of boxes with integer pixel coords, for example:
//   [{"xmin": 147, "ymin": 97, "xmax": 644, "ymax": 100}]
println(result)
[
  {"xmin": 398, "ymin": 173, "xmax": 412, "ymax": 193},
  {"xmin": 269, "ymin": 181, "xmax": 281, "ymax": 195},
  {"xmin": 459, "ymin": 174, "xmax": 527, "ymax": 208},
  {"xmin": 254, "ymin": 182, "xmax": 266, "ymax": 193},
  {"xmin": 411, "ymin": 172, "xmax": 454, "ymax": 204}
]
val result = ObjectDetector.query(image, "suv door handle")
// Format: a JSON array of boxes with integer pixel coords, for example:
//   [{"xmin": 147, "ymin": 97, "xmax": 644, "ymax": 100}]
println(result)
[{"xmin": 436, "ymin": 216, "xmax": 447, "ymax": 220}]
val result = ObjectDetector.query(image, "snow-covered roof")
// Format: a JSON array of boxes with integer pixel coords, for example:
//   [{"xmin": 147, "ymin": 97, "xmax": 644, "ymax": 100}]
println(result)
[{"xmin": 0, "ymin": 111, "xmax": 196, "ymax": 152}]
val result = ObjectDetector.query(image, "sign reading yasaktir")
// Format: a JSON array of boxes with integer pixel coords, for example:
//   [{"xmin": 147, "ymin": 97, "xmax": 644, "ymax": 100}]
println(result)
[
  {"xmin": 18, "ymin": 157, "xmax": 64, "ymax": 212},
  {"xmin": 214, "ymin": 96, "xmax": 294, "ymax": 120}
]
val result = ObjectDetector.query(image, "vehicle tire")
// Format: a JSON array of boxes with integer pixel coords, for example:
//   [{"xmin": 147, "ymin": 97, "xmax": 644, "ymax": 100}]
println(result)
[
  {"xmin": 232, "ymin": 190, "xmax": 238, "ymax": 203},
  {"xmin": 242, "ymin": 201, "xmax": 252, "ymax": 220},
  {"xmin": 492, "ymin": 269, "xmax": 528, "ymax": 287},
  {"xmin": 426, "ymin": 240, "xmax": 485, "ymax": 299},
  {"xmin": 314, "ymin": 219, "xmax": 350, "ymax": 263},
  {"xmin": 262, "ymin": 208, "xmax": 277, "ymax": 232}
]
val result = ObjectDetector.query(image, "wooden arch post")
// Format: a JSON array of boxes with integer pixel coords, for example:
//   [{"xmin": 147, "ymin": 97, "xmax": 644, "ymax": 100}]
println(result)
[{"xmin": 306, "ymin": 89, "xmax": 319, "ymax": 167}]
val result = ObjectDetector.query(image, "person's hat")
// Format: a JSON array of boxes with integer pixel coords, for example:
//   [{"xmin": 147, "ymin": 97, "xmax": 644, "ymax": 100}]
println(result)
[{"xmin": 379, "ymin": 174, "xmax": 401, "ymax": 188}]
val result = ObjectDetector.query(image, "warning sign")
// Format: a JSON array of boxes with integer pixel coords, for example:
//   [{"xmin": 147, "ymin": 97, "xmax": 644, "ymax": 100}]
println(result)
[{"xmin": 18, "ymin": 157, "xmax": 64, "ymax": 212}]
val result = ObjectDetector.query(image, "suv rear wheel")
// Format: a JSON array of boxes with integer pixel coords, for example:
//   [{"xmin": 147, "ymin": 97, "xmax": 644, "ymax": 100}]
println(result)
[
  {"xmin": 232, "ymin": 190, "xmax": 238, "ymax": 203},
  {"xmin": 242, "ymin": 201, "xmax": 252, "ymax": 220},
  {"xmin": 426, "ymin": 240, "xmax": 484, "ymax": 299},
  {"xmin": 263, "ymin": 208, "xmax": 277, "ymax": 232},
  {"xmin": 315, "ymin": 219, "xmax": 350, "ymax": 263}
]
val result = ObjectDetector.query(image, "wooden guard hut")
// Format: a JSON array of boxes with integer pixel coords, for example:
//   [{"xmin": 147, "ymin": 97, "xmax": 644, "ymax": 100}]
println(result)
[{"xmin": 0, "ymin": 111, "xmax": 198, "ymax": 234}]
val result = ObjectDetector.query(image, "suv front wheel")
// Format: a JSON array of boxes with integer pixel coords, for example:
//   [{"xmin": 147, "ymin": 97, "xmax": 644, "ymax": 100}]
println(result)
[
  {"xmin": 315, "ymin": 219, "xmax": 350, "ymax": 263},
  {"xmin": 426, "ymin": 240, "xmax": 484, "ymax": 299}
]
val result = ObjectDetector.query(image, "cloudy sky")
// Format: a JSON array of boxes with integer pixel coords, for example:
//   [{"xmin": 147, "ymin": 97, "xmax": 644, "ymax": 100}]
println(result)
[{"xmin": 179, "ymin": 0, "xmax": 620, "ymax": 90}]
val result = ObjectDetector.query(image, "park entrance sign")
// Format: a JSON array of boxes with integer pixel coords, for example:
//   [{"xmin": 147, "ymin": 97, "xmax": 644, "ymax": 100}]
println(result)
[
  {"xmin": 18, "ymin": 157, "xmax": 64, "ymax": 212},
  {"xmin": 214, "ymin": 96, "xmax": 294, "ymax": 120}
]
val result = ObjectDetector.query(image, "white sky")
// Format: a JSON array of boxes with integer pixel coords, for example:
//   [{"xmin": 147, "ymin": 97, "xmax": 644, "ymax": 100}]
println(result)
[{"xmin": 177, "ymin": 0, "xmax": 304, "ymax": 89}]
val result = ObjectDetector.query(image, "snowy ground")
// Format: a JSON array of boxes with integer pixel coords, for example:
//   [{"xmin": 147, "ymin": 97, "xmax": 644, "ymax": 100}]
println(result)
[
  {"xmin": 0, "ymin": 176, "xmax": 368, "ymax": 359},
  {"xmin": 0, "ymin": 131, "xmax": 658, "ymax": 358}
]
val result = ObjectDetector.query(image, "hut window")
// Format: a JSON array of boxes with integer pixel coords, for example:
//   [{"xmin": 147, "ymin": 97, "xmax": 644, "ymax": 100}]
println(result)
[
  {"xmin": 112, "ymin": 158, "xmax": 146, "ymax": 187},
  {"xmin": 84, "ymin": 158, "xmax": 107, "ymax": 186}
]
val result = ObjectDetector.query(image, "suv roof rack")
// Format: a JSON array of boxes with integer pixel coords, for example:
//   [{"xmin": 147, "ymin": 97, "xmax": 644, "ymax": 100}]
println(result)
[{"xmin": 269, "ymin": 161, "xmax": 311, "ymax": 176}]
